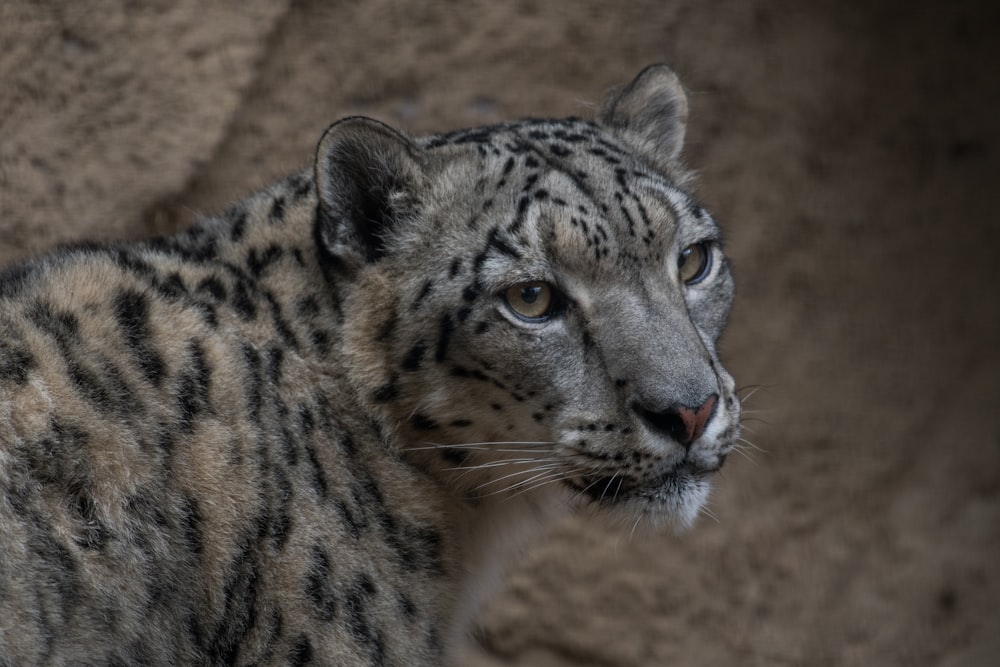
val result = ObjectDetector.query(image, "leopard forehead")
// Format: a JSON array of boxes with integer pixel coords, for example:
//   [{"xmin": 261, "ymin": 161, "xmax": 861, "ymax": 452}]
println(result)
[{"xmin": 394, "ymin": 118, "xmax": 716, "ymax": 282}]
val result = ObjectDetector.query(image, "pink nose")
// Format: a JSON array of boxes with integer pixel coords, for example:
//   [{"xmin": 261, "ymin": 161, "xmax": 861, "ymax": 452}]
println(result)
[
  {"xmin": 635, "ymin": 393, "xmax": 718, "ymax": 447},
  {"xmin": 672, "ymin": 394, "xmax": 718, "ymax": 446}
]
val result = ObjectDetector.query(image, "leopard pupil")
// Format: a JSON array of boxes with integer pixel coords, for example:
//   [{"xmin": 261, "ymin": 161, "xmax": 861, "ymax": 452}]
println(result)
[{"xmin": 522, "ymin": 286, "xmax": 541, "ymax": 304}]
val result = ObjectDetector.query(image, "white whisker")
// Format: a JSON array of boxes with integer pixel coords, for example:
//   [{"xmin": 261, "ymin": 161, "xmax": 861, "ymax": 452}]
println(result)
[
  {"xmin": 444, "ymin": 456, "xmax": 561, "ymax": 472},
  {"xmin": 473, "ymin": 464, "xmax": 563, "ymax": 491}
]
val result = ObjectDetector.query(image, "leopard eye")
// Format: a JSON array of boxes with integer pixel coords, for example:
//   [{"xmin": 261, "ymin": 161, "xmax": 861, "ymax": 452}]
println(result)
[
  {"xmin": 504, "ymin": 281, "xmax": 554, "ymax": 321},
  {"xmin": 678, "ymin": 242, "xmax": 712, "ymax": 285}
]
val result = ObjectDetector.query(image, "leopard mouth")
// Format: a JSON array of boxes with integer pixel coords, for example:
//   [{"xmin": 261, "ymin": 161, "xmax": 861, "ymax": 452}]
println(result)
[{"xmin": 569, "ymin": 464, "xmax": 709, "ymax": 503}]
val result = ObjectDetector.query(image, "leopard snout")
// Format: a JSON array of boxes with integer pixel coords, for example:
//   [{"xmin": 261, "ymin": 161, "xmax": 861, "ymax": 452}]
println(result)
[{"xmin": 633, "ymin": 393, "xmax": 718, "ymax": 448}]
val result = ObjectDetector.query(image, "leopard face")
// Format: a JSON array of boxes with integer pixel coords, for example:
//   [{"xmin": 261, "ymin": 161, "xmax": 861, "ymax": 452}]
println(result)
[{"xmin": 322, "ymin": 65, "xmax": 740, "ymax": 528}]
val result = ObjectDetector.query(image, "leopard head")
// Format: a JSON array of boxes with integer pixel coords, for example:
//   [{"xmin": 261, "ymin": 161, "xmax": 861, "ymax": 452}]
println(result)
[{"xmin": 315, "ymin": 65, "xmax": 740, "ymax": 528}]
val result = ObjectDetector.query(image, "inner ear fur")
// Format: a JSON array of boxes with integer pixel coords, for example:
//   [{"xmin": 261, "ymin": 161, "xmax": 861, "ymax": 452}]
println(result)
[
  {"xmin": 598, "ymin": 64, "xmax": 690, "ymax": 167},
  {"xmin": 314, "ymin": 116, "xmax": 426, "ymax": 274}
]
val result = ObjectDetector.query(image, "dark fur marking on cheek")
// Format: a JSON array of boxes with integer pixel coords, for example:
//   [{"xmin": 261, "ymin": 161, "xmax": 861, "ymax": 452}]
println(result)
[
  {"xmin": 451, "ymin": 366, "xmax": 489, "ymax": 382},
  {"xmin": 449, "ymin": 258, "xmax": 462, "ymax": 278},
  {"xmin": 402, "ymin": 342, "xmax": 427, "ymax": 372},
  {"xmin": 441, "ymin": 448, "xmax": 469, "ymax": 465},
  {"xmin": 373, "ymin": 376, "xmax": 400, "ymax": 403},
  {"xmin": 435, "ymin": 314, "xmax": 454, "ymax": 363},
  {"xmin": 412, "ymin": 280, "xmax": 433, "ymax": 310},
  {"xmin": 461, "ymin": 284, "xmax": 479, "ymax": 302},
  {"xmin": 410, "ymin": 413, "xmax": 438, "ymax": 430},
  {"xmin": 397, "ymin": 592, "xmax": 418, "ymax": 620},
  {"xmin": 376, "ymin": 313, "xmax": 398, "ymax": 343}
]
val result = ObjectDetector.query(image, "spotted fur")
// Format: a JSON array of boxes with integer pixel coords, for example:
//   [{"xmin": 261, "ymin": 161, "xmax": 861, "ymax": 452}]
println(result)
[{"xmin": 0, "ymin": 65, "xmax": 740, "ymax": 665}]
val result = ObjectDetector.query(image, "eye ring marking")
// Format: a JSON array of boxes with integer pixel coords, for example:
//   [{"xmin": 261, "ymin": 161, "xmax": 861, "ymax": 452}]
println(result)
[
  {"xmin": 504, "ymin": 281, "xmax": 555, "ymax": 321},
  {"xmin": 678, "ymin": 242, "xmax": 713, "ymax": 285}
]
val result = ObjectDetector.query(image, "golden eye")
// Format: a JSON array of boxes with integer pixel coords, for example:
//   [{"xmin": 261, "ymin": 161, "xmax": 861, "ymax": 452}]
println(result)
[
  {"xmin": 504, "ymin": 281, "xmax": 554, "ymax": 320},
  {"xmin": 678, "ymin": 242, "xmax": 712, "ymax": 285}
]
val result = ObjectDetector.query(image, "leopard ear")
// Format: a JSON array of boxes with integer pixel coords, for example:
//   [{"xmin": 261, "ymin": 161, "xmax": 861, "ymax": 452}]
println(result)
[
  {"xmin": 598, "ymin": 64, "xmax": 689, "ymax": 164},
  {"xmin": 314, "ymin": 116, "xmax": 425, "ymax": 274}
]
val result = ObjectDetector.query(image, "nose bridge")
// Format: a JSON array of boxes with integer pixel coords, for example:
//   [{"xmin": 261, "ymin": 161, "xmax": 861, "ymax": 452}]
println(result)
[{"xmin": 601, "ymin": 292, "xmax": 717, "ymax": 408}]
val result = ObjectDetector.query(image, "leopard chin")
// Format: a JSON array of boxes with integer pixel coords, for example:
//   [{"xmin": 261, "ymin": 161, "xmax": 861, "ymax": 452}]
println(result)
[{"xmin": 567, "ymin": 463, "xmax": 714, "ymax": 530}]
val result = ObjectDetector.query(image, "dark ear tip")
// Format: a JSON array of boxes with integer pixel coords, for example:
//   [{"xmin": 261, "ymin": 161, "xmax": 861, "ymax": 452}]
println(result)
[
  {"xmin": 313, "ymin": 116, "xmax": 424, "ymax": 273},
  {"xmin": 599, "ymin": 64, "xmax": 689, "ymax": 165},
  {"xmin": 316, "ymin": 117, "xmax": 416, "ymax": 168}
]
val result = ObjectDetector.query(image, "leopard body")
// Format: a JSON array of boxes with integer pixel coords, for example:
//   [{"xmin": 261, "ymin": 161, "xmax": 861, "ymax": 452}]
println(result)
[{"xmin": 0, "ymin": 65, "xmax": 740, "ymax": 665}]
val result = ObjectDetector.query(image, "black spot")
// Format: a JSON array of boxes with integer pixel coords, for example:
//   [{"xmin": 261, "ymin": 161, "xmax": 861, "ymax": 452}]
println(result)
[
  {"xmin": 441, "ymin": 448, "xmax": 469, "ymax": 465},
  {"xmin": 266, "ymin": 345, "xmax": 284, "ymax": 383},
  {"xmin": 451, "ymin": 419, "xmax": 473, "ymax": 427},
  {"xmin": 288, "ymin": 635, "xmax": 313, "ymax": 666},
  {"xmin": 197, "ymin": 276, "xmax": 227, "ymax": 302},
  {"xmin": 269, "ymin": 196, "xmax": 286, "ymax": 223},
  {"xmin": 177, "ymin": 341, "xmax": 211, "ymax": 432},
  {"xmin": 180, "ymin": 495, "xmax": 203, "ymax": 558},
  {"xmin": 435, "ymin": 314, "xmax": 454, "ymax": 363},
  {"xmin": 462, "ymin": 284, "xmax": 479, "ymax": 302},
  {"xmin": 305, "ymin": 546, "xmax": 338, "ymax": 622},
  {"xmin": 376, "ymin": 312, "xmax": 397, "ymax": 343},
  {"xmin": 264, "ymin": 291, "xmax": 300, "ymax": 351},
  {"xmin": 247, "ymin": 244, "xmax": 284, "ymax": 278},
  {"xmin": 230, "ymin": 211, "xmax": 248, "ymax": 243},
  {"xmin": 304, "ymin": 443, "xmax": 328, "ymax": 499},
  {"xmin": 412, "ymin": 280, "xmax": 433, "ymax": 310},
  {"xmin": 232, "ymin": 280, "xmax": 257, "ymax": 320},
  {"xmin": 507, "ymin": 195, "xmax": 531, "ymax": 235},
  {"xmin": 0, "ymin": 263, "xmax": 36, "ymax": 298},
  {"xmin": 451, "ymin": 366, "xmax": 489, "ymax": 383},
  {"xmin": 344, "ymin": 574, "xmax": 384, "ymax": 663},
  {"xmin": 402, "ymin": 342, "xmax": 427, "ymax": 371},
  {"xmin": 0, "ymin": 339, "xmax": 35, "ymax": 385},
  {"xmin": 242, "ymin": 344, "xmax": 263, "ymax": 423},
  {"xmin": 397, "ymin": 592, "xmax": 418, "ymax": 620},
  {"xmin": 448, "ymin": 258, "xmax": 462, "ymax": 278},
  {"xmin": 113, "ymin": 290, "xmax": 166, "ymax": 386},
  {"xmin": 410, "ymin": 413, "xmax": 438, "ymax": 430},
  {"xmin": 157, "ymin": 272, "xmax": 187, "ymax": 299},
  {"xmin": 373, "ymin": 378, "xmax": 399, "ymax": 403}
]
